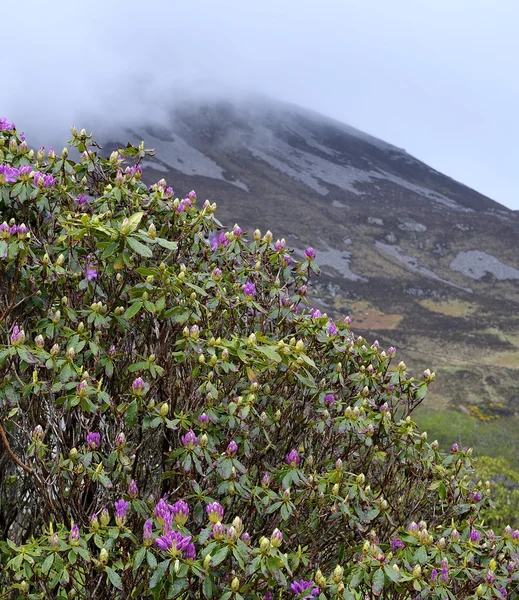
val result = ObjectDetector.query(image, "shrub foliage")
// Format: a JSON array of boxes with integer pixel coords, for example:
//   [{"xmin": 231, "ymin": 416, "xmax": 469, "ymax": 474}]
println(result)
[{"xmin": 0, "ymin": 119, "xmax": 517, "ymax": 598}]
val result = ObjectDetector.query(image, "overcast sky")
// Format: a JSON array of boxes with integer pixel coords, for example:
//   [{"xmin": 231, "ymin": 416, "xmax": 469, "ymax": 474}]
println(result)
[{"xmin": 3, "ymin": 0, "xmax": 519, "ymax": 209}]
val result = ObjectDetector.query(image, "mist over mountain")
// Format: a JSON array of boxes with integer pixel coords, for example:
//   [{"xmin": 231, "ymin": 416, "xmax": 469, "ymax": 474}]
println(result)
[{"xmin": 103, "ymin": 95, "xmax": 519, "ymax": 414}]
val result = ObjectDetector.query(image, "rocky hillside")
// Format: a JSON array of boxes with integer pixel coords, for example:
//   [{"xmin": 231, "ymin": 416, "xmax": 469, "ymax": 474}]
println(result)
[{"xmin": 104, "ymin": 96, "xmax": 519, "ymax": 415}]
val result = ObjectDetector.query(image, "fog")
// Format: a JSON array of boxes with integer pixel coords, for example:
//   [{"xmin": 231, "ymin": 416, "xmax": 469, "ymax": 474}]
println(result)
[{"xmin": 3, "ymin": 0, "xmax": 519, "ymax": 209}]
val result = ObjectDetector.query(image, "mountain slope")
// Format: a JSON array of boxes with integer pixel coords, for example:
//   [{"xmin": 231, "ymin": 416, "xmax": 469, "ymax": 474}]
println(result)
[{"xmin": 104, "ymin": 96, "xmax": 519, "ymax": 415}]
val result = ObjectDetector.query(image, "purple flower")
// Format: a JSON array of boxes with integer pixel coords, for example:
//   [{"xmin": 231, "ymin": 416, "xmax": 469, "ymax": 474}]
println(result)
[
  {"xmin": 181, "ymin": 429, "xmax": 198, "ymax": 448},
  {"xmin": 484, "ymin": 570, "xmax": 496, "ymax": 585},
  {"xmin": 143, "ymin": 519, "xmax": 154, "ymax": 545},
  {"xmin": 69, "ymin": 524, "xmax": 80, "ymax": 545},
  {"xmin": 16, "ymin": 224, "xmax": 28, "ymax": 237},
  {"xmin": 265, "ymin": 593, "xmax": 273, "ymax": 600},
  {"xmin": 310, "ymin": 307, "xmax": 322, "ymax": 319},
  {"xmin": 206, "ymin": 501, "xmax": 224, "ymax": 523},
  {"xmin": 324, "ymin": 394, "xmax": 335, "ymax": 407},
  {"xmin": 261, "ymin": 471, "xmax": 271, "ymax": 488},
  {"xmin": 18, "ymin": 165, "xmax": 32, "ymax": 178},
  {"xmin": 469, "ymin": 528, "xmax": 480, "ymax": 543},
  {"xmin": 198, "ymin": 413, "xmax": 209, "ymax": 426},
  {"xmin": 85, "ymin": 262, "xmax": 97, "ymax": 281},
  {"xmin": 76, "ymin": 194, "xmax": 89, "ymax": 208},
  {"xmin": 304, "ymin": 247, "xmax": 316, "ymax": 261},
  {"xmin": 328, "ymin": 321, "xmax": 337, "ymax": 336},
  {"xmin": 284, "ymin": 254, "xmax": 292, "ymax": 265},
  {"xmin": 430, "ymin": 569, "xmax": 438, "ymax": 583},
  {"xmin": 233, "ymin": 225, "xmax": 243, "ymax": 237},
  {"xmin": 290, "ymin": 579, "xmax": 319, "ymax": 598},
  {"xmin": 114, "ymin": 498, "xmax": 129, "ymax": 527},
  {"xmin": 441, "ymin": 567, "xmax": 449, "ymax": 583},
  {"xmin": 187, "ymin": 190, "xmax": 196, "ymax": 200},
  {"xmin": 286, "ymin": 449, "xmax": 301, "ymax": 468},
  {"xmin": 211, "ymin": 267, "xmax": 222, "ymax": 280},
  {"xmin": 212, "ymin": 521, "xmax": 225, "ymax": 539},
  {"xmin": 274, "ymin": 239, "xmax": 286, "ymax": 252},
  {"xmin": 226, "ymin": 440, "xmax": 238, "ymax": 455},
  {"xmin": 171, "ymin": 499, "xmax": 190, "ymax": 526},
  {"xmin": 33, "ymin": 171, "xmax": 56, "ymax": 188},
  {"xmin": 450, "ymin": 443, "xmax": 458, "ymax": 453},
  {"xmin": 86, "ymin": 432, "xmax": 100, "ymax": 450},
  {"xmin": 391, "ymin": 538, "xmax": 405, "ymax": 553},
  {"xmin": 387, "ymin": 346, "xmax": 396, "ymax": 356},
  {"xmin": 0, "ymin": 117, "xmax": 15, "ymax": 131},
  {"xmin": 470, "ymin": 491, "xmax": 482, "ymax": 503},
  {"xmin": 128, "ymin": 479, "xmax": 139, "ymax": 498},
  {"xmin": 155, "ymin": 498, "xmax": 171, "ymax": 525},
  {"xmin": 155, "ymin": 529, "xmax": 195, "ymax": 559},
  {"xmin": 0, "ymin": 165, "xmax": 20, "ymax": 184},
  {"xmin": 216, "ymin": 231, "xmax": 229, "ymax": 248},
  {"xmin": 10, "ymin": 325, "xmax": 25, "ymax": 346},
  {"xmin": 499, "ymin": 587, "xmax": 508, "ymax": 598},
  {"xmin": 132, "ymin": 377, "xmax": 145, "ymax": 393},
  {"xmin": 243, "ymin": 282, "xmax": 256, "ymax": 297}
]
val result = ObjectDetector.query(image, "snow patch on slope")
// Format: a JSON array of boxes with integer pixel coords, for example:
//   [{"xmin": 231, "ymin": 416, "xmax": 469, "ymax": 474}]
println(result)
[
  {"xmin": 128, "ymin": 128, "xmax": 249, "ymax": 191},
  {"xmin": 450, "ymin": 251, "xmax": 519, "ymax": 281},
  {"xmin": 376, "ymin": 242, "xmax": 473, "ymax": 292}
]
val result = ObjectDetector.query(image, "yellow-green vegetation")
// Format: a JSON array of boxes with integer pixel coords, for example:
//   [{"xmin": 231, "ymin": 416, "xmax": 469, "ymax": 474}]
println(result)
[
  {"xmin": 418, "ymin": 299, "xmax": 477, "ymax": 317},
  {"xmin": 473, "ymin": 456, "xmax": 519, "ymax": 529}
]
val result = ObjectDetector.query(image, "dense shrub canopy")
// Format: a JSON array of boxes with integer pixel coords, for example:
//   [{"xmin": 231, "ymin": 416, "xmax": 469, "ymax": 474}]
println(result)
[{"xmin": 0, "ymin": 118, "xmax": 517, "ymax": 598}]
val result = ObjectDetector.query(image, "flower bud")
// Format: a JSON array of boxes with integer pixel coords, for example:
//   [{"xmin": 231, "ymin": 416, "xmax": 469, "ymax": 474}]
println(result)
[
  {"xmin": 270, "ymin": 528, "xmax": 283, "ymax": 547},
  {"xmin": 397, "ymin": 361, "xmax": 407, "ymax": 372},
  {"xmin": 333, "ymin": 564, "xmax": 344, "ymax": 583},
  {"xmin": 203, "ymin": 554, "xmax": 212, "ymax": 570},
  {"xmin": 99, "ymin": 548, "xmax": 109, "ymax": 564},
  {"xmin": 231, "ymin": 578, "xmax": 240, "ymax": 592},
  {"xmin": 160, "ymin": 403, "xmax": 169, "ymax": 417},
  {"xmin": 260, "ymin": 537, "xmax": 271, "ymax": 554},
  {"xmin": 100, "ymin": 508, "xmax": 110, "ymax": 527},
  {"xmin": 412, "ymin": 564, "xmax": 422, "ymax": 579}
]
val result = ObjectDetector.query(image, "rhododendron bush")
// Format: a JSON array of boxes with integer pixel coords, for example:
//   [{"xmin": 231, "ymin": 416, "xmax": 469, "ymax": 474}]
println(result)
[{"xmin": 0, "ymin": 118, "xmax": 517, "ymax": 599}]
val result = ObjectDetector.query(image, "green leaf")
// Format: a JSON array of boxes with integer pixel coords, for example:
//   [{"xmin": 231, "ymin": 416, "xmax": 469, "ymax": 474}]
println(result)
[
  {"xmin": 105, "ymin": 566, "xmax": 123, "ymax": 590},
  {"xmin": 372, "ymin": 568, "xmax": 385, "ymax": 596},
  {"xmin": 414, "ymin": 546, "xmax": 428, "ymax": 564},
  {"xmin": 41, "ymin": 553, "xmax": 54, "ymax": 575},
  {"xmin": 211, "ymin": 547, "xmax": 229, "ymax": 566},
  {"xmin": 125, "ymin": 399, "xmax": 138, "ymax": 428},
  {"xmin": 133, "ymin": 547, "xmax": 146, "ymax": 573},
  {"xmin": 384, "ymin": 565, "xmax": 401, "ymax": 583},
  {"xmin": 124, "ymin": 302, "xmax": 143, "ymax": 319},
  {"xmin": 203, "ymin": 574, "xmax": 213, "ymax": 598},
  {"xmin": 146, "ymin": 550, "xmax": 157, "ymax": 569},
  {"xmin": 256, "ymin": 346, "xmax": 281, "ymax": 363},
  {"xmin": 127, "ymin": 236, "xmax": 152, "ymax": 257},
  {"xmin": 125, "ymin": 211, "xmax": 144, "ymax": 233},
  {"xmin": 156, "ymin": 238, "xmax": 178, "ymax": 250},
  {"xmin": 149, "ymin": 559, "xmax": 168, "ymax": 589}
]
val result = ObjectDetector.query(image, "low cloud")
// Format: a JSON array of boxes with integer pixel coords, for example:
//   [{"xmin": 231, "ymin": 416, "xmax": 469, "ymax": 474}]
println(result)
[{"xmin": 3, "ymin": 0, "xmax": 519, "ymax": 208}]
